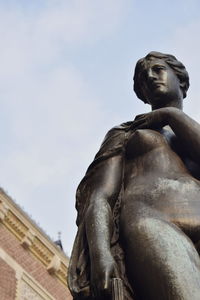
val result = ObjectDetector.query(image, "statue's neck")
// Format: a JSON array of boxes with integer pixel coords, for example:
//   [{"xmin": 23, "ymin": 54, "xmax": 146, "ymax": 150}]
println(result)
[{"xmin": 151, "ymin": 98, "xmax": 183, "ymax": 111}]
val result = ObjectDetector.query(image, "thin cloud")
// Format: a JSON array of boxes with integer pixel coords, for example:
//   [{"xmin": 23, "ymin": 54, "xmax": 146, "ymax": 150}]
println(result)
[{"xmin": 0, "ymin": 0, "xmax": 130, "ymax": 253}]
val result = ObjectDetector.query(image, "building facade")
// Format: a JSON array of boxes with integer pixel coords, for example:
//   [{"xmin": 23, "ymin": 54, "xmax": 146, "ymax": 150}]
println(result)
[{"xmin": 0, "ymin": 188, "xmax": 72, "ymax": 300}]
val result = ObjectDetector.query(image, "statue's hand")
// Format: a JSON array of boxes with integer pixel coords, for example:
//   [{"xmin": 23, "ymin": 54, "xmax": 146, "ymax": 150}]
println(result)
[
  {"xmin": 131, "ymin": 107, "xmax": 179, "ymax": 130},
  {"xmin": 90, "ymin": 251, "xmax": 118, "ymax": 299}
]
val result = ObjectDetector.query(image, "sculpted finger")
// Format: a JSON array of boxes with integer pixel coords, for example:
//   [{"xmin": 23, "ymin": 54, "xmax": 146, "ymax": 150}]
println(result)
[
  {"xmin": 104, "ymin": 271, "xmax": 111, "ymax": 290},
  {"xmin": 131, "ymin": 117, "xmax": 146, "ymax": 129},
  {"xmin": 101, "ymin": 272, "xmax": 112, "ymax": 298},
  {"xmin": 134, "ymin": 121, "xmax": 148, "ymax": 129},
  {"xmin": 134, "ymin": 113, "xmax": 147, "ymax": 120},
  {"xmin": 144, "ymin": 115, "xmax": 151, "ymax": 127}
]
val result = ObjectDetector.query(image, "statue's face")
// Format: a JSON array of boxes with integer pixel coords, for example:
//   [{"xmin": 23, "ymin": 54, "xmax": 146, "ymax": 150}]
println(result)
[{"xmin": 142, "ymin": 58, "xmax": 182, "ymax": 106}]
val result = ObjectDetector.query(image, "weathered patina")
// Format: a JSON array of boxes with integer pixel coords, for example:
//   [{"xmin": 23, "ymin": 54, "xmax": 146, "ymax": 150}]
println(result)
[{"xmin": 68, "ymin": 52, "xmax": 200, "ymax": 300}]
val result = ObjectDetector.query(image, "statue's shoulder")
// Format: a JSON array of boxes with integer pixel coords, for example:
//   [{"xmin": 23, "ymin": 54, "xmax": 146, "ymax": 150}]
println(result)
[
  {"xmin": 97, "ymin": 121, "xmax": 132, "ymax": 158},
  {"xmin": 104, "ymin": 121, "xmax": 132, "ymax": 136},
  {"xmin": 79, "ymin": 120, "xmax": 132, "ymax": 187},
  {"xmin": 111, "ymin": 121, "xmax": 133, "ymax": 131}
]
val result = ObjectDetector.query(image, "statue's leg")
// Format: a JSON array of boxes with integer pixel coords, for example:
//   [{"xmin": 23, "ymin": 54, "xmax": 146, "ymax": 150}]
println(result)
[{"xmin": 121, "ymin": 211, "xmax": 200, "ymax": 300}]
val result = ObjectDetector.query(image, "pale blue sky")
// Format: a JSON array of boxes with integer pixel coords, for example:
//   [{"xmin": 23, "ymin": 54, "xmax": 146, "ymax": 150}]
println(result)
[{"xmin": 0, "ymin": 0, "xmax": 200, "ymax": 255}]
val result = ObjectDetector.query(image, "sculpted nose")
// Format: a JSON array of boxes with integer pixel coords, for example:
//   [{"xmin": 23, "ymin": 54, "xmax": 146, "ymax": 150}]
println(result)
[{"xmin": 147, "ymin": 68, "xmax": 156, "ymax": 81}]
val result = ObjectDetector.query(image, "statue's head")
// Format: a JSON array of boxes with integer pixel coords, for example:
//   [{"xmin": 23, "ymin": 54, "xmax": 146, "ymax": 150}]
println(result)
[{"xmin": 133, "ymin": 51, "xmax": 190, "ymax": 104}]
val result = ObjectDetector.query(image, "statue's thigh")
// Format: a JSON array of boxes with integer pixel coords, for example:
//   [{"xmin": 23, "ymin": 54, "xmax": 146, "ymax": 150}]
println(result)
[{"xmin": 121, "ymin": 214, "xmax": 200, "ymax": 300}]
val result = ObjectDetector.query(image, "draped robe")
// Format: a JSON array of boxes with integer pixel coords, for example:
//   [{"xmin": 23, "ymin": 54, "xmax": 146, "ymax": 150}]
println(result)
[{"xmin": 68, "ymin": 121, "xmax": 138, "ymax": 300}]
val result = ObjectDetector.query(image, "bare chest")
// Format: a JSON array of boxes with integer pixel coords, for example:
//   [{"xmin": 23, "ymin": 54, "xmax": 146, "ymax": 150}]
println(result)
[{"xmin": 125, "ymin": 128, "xmax": 200, "ymax": 180}]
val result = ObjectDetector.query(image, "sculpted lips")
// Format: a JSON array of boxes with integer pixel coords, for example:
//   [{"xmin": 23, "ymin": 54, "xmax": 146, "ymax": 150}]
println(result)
[
  {"xmin": 150, "ymin": 81, "xmax": 166, "ymax": 90},
  {"xmin": 152, "ymin": 81, "xmax": 165, "ymax": 87}
]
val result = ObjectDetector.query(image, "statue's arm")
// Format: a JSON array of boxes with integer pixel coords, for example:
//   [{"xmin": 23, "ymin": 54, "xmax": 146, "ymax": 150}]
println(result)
[
  {"xmin": 85, "ymin": 154, "xmax": 123, "ymax": 298},
  {"xmin": 132, "ymin": 107, "xmax": 200, "ymax": 164},
  {"xmin": 167, "ymin": 108, "xmax": 200, "ymax": 163}
]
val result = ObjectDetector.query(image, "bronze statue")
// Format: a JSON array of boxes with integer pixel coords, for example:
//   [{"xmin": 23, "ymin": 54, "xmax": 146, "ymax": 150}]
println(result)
[{"xmin": 68, "ymin": 52, "xmax": 200, "ymax": 300}]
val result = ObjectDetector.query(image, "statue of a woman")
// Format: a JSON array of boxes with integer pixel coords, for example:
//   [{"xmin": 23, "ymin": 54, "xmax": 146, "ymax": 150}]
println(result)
[{"xmin": 68, "ymin": 52, "xmax": 200, "ymax": 300}]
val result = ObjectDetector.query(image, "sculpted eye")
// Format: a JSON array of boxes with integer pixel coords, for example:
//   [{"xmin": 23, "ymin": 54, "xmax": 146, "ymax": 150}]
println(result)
[{"xmin": 153, "ymin": 65, "xmax": 166, "ymax": 71}]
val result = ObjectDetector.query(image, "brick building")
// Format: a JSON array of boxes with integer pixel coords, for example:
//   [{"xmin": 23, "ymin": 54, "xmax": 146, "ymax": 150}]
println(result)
[{"xmin": 0, "ymin": 188, "xmax": 72, "ymax": 300}]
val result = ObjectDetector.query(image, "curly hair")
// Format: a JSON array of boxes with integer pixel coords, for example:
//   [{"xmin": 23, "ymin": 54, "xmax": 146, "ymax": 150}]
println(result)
[{"xmin": 133, "ymin": 51, "xmax": 190, "ymax": 103}]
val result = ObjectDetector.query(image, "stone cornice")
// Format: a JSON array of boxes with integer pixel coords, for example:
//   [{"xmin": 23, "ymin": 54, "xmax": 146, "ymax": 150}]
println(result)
[{"xmin": 0, "ymin": 189, "xmax": 69, "ymax": 287}]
